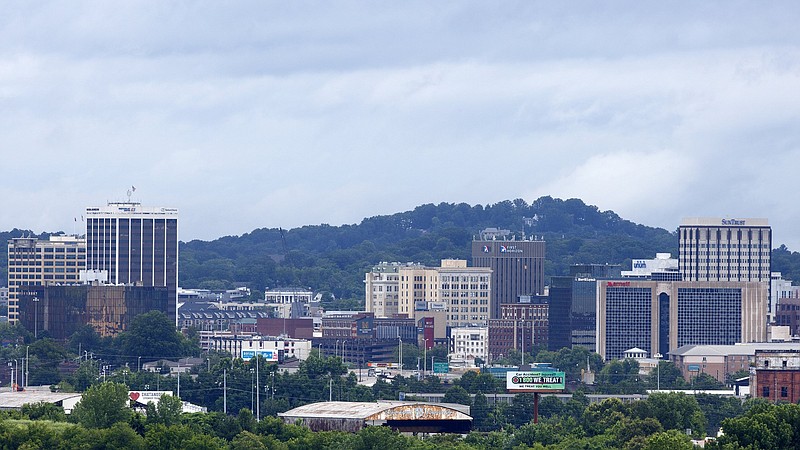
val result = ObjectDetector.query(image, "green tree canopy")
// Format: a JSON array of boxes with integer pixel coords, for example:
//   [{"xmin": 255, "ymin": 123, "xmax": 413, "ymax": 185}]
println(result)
[{"xmin": 71, "ymin": 382, "xmax": 132, "ymax": 429}]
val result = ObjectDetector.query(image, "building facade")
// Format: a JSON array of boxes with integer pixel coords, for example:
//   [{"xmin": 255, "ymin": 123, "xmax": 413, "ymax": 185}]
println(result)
[
  {"xmin": 18, "ymin": 284, "xmax": 169, "ymax": 340},
  {"xmin": 487, "ymin": 299, "xmax": 549, "ymax": 360},
  {"xmin": 7, "ymin": 236, "xmax": 86, "ymax": 323},
  {"xmin": 364, "ymin": 263, "xmax": 401, "ymax": 318},
  {"xmin": 450, "ymin": 326, "xmax": 489, "ymax": 366},
  {"xmin": 678, "ymin": 218, "xmax": 771, "ymax": 284},
  {"xmin": 754, "ymin": 349, "xmax": 800, "ymax": 403},
  {"xmin": 264, "ymin": 287, "xmax": 314, "ymax": 319},
  {"xmin": 471, "ymin": 236, "xmax": 545, "ymax": 319},
  {"xmin": 85, "ymin": 202, "xmax": 179, "ymax": 322},
  {"xmin": 597, "ymin": 280, "xmax": 768, "ymax": 360}
]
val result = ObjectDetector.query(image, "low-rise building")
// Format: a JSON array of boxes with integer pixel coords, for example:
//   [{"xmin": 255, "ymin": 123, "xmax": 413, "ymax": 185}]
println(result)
[
  {"xmin": 207, "ymin": 333, "xmax": 312, "ymax": 361},
  {"xmin": 670, "ymin": 343, "xmax": 800, "ymax": 383},
  {"xmin": 753, "ymin": 349, "xmax": 800, "ymax": 403},
  {"xmin": 449, "ymin": 327, "xmax": 488, "ymax": 367}
]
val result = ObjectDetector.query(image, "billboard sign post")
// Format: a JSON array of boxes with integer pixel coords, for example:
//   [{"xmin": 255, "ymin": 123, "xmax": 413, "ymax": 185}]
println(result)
[{"xmin": 506, "ymin": 369, "xmax": 566, "ymax": 424}]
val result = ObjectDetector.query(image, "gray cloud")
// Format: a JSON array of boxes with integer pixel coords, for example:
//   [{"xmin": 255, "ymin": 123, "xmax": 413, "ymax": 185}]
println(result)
[{"xmin": 1, "ymin": 1, "xmax": 800, "ymax": 250}]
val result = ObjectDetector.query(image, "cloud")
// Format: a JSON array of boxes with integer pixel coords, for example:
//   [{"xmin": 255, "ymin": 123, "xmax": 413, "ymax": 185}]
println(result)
[{"xmin": 1, "ymin": 2, "xmax": 800, "ymax": 251}]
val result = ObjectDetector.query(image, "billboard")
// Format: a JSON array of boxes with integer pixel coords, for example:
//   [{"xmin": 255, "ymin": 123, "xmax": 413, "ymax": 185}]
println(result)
[
  {"xmin": 506, "ymin": 371, "xmax": 566, "ymax": 391},
  {"xmin": 128, "ymin": 390, "xmax": 173, "ymax": 405},
  {"xmin": 241, "ymin": 350, "xmax": 278, "ymax": 362}
]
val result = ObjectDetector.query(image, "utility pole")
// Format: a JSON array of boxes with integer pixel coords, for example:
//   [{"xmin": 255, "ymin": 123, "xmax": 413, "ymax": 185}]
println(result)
[
  {"xmin": 223, "ymin": 368, "xmax": 227, "ymax": 414},
  {"xmin": 256, "ymin": 355, "xmax": 260, "ymax": 421}
]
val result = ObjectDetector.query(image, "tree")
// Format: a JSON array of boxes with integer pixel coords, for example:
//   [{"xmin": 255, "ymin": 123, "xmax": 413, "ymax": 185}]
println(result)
[
  {"xmin": 71, "ymin": 382, "xmax": 132, "ymax": 428},
  {"xmin": 643, "ymin": 430, "xmax": 694, "ymax": 450},
  {"xmin": 442, "ymin": 386, "xmax": 471, "ymax": 406},
  {"xmin": 119, "ymin": 311, "xmax": 187, "ymax": 364},
  {"xmin": 471, "ymin": 393, "xmax": 491, "ymax": 431},
  {"xmin": 146, "ymin": 394, "xmax": 183, "ymax": 427}
]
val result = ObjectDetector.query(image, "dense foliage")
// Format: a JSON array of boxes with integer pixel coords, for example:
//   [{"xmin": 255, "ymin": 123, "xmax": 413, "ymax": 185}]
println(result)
[
  {"xmin": 178, "ymin": 197, "xmax": 680, "ymax": 300},
  {"xmin": 0, "ymin": 384, "xmax": 794, "ymax": 449},
  {"xmin": 5, "ymin": 198, "xmax": 800, "ymax": 303}
]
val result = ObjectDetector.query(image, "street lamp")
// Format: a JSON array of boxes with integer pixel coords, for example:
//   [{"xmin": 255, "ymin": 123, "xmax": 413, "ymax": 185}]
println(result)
[
  {"xmin": 654, "ymin": 353, "xmax": 663, "ymax": 391},
  {"xmin": 138, "ymin": 356, "xmax": 142, "ymax": 372}
]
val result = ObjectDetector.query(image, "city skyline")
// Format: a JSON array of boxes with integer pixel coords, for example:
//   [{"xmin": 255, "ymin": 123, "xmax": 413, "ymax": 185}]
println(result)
[{"xmin": 1, "ymin": 3, "xmax": 800, "ymax": 249}]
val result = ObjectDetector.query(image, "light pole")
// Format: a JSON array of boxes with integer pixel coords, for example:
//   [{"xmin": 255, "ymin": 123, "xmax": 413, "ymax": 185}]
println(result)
[
  {"xmin": 33, "ymin": 297, "xmax": 40, "ymax": 339},
  {"xmin": 342, "ymin": 341, "xmax": 347, "ymax": 366},
  {"xmin": 398, "ymin": 336, "xmax": 403, "ymax": 377},
  {"xmin": 24, "ymin": 346, "xmax": 29, "ymax": 389},
  {"xmin": 137, "ymin": 356, "xmax": 141, "ymax": 372},
  {"xmin": 255, "ymin": 354, "xmax": 260, "ymax": 421},
  {"xmin": 423, "ymin": 339, "xmax": 428, "ymax": 377},
  {"xmin": 654, "ymin": 353, "xmax": 663, "ymax": 391}
]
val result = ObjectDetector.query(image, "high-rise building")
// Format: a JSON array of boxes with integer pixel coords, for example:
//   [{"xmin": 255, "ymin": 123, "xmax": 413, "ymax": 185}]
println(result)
[
  {"xmin": 597, "ymin": 280, "xmax": 768, "ymax": 360},
  {"xmin": 85, "ymin": 202, "xmax": 179, "ymax": 322},
  {"xmin": 18, "ymin": 284, "xmax": 169, "ymax": 340},
  {"xmin": 679, "ymin": 218, "xmax": 771, "ymax": 284},
  {"xmin": 6, "ymin": 235, "xmax": 86, "ymax": 323},
  {"xmin": 393, "ymin": 260, "xmax": 492, "ymax": 328},
  {"xmin": 364, "ymin": 262, "xmax": 402, "ymax": 317},
  {"xmin": 570, "ymin": 264, "xmax": 622, "ymax": 350},
  {"xmin": 471, "ymin": 235, "xmax": 545, "ymax": 319}
]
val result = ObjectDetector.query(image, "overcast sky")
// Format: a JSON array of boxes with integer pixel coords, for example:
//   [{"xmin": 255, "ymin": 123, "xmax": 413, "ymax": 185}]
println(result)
[{"xmin": 2, "ymin": 2, "xmax": 800, "ymax": 249}]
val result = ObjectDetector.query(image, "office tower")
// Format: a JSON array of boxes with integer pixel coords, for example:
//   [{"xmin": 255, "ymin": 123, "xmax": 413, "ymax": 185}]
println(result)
[
  {"xmin": 397, "ymin": 259, "xmax": 492, "ymax": 328},
  {"xmin": 437, "ymin": 259, "xmax": 492, "ymax": 328},
  {"xmin": 597, "ymin": 280, "xmax": 767, "ymax": 360},
  {"xmin": 679, "ymin": 218, "xmax": 771, "ymax": 283},
  {"xmin": 18, "ymin": 284, "xmax": 169, "ymax": 339},
  {"xmin": 85, "ymin": 202, "xmax": 179, "ymax": 322},
  {"xmin": 364, "ymin": 262, "xmax": 402, "ymax": 317},
  {"xmin": 471, "ymin": 234, "xmax": 545, "ymax": 319},
  {"xmin": 547, "ymin": 276, "xmax": 573, "ymax": 351},
  {"xmin": 6, "ymin": 236, "xmax": 86, "ymax": 323},
  {"xmin": 570, "ymin": 264, "xmax": 621, "ymax": 350}
]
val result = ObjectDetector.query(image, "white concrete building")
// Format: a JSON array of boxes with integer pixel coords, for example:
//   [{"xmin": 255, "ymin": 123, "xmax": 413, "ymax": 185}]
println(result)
[
  {"xmin": 364, "ymin": 262, "xmax": 403, "ymax": 317},
  {"xmin": 621, "ymin": 253, "xmax": 678, "ymax": 278},
  {"xmin": 449, "ymin": 327, "xmax": 489, "ymax": 367},
  {"xmin": 264, "ymin": 288, "xmax": 314, "ymax": 319},
  {"xmin": 207, "ymin": 333, "xmax": 312, "ymax": 361}
]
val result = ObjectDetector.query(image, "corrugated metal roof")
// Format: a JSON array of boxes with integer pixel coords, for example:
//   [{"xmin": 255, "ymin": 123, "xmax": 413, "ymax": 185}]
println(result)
[
  {"xmin": 0, "ymin": 391, "xmax": 82, "ymax": 409},
  {"xmin": 279, "ymin": 401, "xmax": 471, "ymax": 421}
]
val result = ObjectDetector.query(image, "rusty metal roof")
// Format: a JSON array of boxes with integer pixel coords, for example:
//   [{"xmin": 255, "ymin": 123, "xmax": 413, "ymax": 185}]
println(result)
[{"xmin": 279, "ymin": 401, "xmax": 472, "ymax": 421}]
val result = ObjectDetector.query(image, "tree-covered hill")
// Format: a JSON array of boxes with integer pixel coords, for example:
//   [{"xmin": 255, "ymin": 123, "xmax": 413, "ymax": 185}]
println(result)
[
  {"xmin": 4, "ymin": 197, "xmax": 800, "ymax": 302},
  {"xmin": 178, "ymin": 197, "xmax": 680, "ymax": 299}
]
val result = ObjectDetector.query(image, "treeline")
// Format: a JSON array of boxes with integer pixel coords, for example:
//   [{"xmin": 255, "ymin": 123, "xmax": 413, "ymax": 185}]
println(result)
[
  {"xmin": 178, "ymin": 197, "xmax": 680, "ymax": 300},
  {"xmin": 5, "ymin": 197, "xmax": 800, "ymax": 301},
  {"xmin": 3, "ymin": 381, "xmax": 798, "ymax": 449}
]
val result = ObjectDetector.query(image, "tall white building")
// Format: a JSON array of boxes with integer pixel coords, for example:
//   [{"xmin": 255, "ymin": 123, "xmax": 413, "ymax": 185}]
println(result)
[
  {"xmin": 679, "ymin": 218, "xmax": 771, "ymax": 284},
  {"xmin": 367, "ymin": 260, "xmax": 492, "ymax": 329},
  {"xmin": 85, "ymin": 202, "xmax": 179, "ymax": 322},
  {"xmin": 364, "ymin": 263, "xmax": 403, "ymax": 317},
  {"xmin": 6, "ymin": 236, "xmax": 86, "ymax": 323}
]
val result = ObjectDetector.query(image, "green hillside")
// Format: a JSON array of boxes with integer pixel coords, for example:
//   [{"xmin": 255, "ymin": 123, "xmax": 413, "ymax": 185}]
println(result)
[{"xmin": 5, "ymin": 197, "xmax": 800, "ymax": 304}]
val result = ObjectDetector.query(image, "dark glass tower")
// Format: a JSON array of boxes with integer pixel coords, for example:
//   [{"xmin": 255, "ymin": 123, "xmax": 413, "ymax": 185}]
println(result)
[
  {"xmin": 85, "ymin": 202, "xmax": 179, "ymax": 322},
  {"xmin": 471, "ymin": 238, "xmax": 545, "ymax": 319}
]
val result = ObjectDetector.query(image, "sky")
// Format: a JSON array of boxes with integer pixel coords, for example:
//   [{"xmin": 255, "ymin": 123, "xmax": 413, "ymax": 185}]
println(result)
[{"xmin": 2, "ymin": 2, "xmax": 800, "ymax": 248}]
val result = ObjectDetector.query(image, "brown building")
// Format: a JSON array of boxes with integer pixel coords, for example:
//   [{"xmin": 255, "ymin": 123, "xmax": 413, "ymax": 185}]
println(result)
[
  {"xmin": 775, "ymin": 298, "xmax": 800, "ymax": 336},
  {"xmin": 256, "ymin": 318, "xmax": 316, "ymax": 339},
  {"xmin": 754, "ymin": 349, "xmax": 800, "ymax": 403},
  {"xmin": 488, "ymin": 301, "xmax": 549, "ymax": 360}
]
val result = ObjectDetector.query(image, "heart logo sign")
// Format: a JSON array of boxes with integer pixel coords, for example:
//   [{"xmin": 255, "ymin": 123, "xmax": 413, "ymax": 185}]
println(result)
[{"xmin": 129, "ymin": 392, "xmax": 140, "ymax": 401}]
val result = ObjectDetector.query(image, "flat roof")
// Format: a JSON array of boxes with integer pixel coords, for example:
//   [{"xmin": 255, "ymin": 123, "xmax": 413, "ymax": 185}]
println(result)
[
  {"xmin": 672, "ymin": 343, "xmax": 800, "ymax": 357},
  {"xmin": 0, "ymin": 391, "xmax": 82, "ymax": 409}
]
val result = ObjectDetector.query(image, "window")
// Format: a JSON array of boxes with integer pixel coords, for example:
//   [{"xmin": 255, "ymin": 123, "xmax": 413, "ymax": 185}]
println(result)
[
  {"xmin": 781, "ymin": 387, "xmax": 788, "ymax": 398},
  {"xmin": 763, "ymin": 386, "xmax": 770, "ymax": 398}
]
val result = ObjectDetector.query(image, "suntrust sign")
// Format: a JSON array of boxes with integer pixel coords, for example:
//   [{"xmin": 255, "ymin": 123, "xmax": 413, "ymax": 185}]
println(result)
[{"xmin": 722, "ymin": 219, "xmax": 746, "ymax": 226}]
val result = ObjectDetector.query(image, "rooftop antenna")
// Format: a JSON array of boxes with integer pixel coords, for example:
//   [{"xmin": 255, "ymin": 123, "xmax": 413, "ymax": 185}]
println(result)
[{"xmin": 126, "ymin": 185, "xmax": 136, "ymax": 203}]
